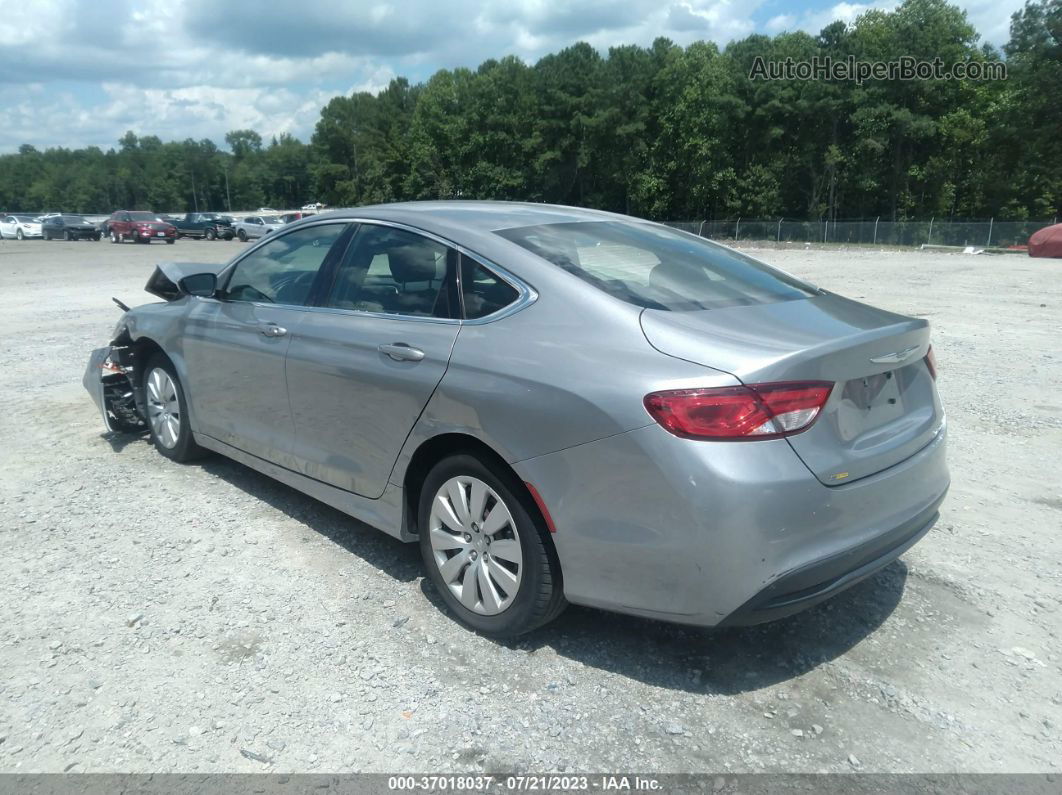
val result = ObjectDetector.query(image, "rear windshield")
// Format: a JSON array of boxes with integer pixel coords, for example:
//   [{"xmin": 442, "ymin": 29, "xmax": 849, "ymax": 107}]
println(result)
[
  {"xmin": 129, "ymin": 211, "xmax": 159, "ymax": 221},
  {"xmin": 496, "ymin": 221, "xmax": 816, "ymax": 311},
  {"xmin": 61, "ymin": 215, "xmax": 85, "ymax": 222}
]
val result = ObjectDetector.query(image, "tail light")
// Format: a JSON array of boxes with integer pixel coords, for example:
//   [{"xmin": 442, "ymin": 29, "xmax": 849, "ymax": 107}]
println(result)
[
  {"xmin": 925, "ymin": 345, "xmax": 938, "ymax": 380},
  {"xmin": 644, "ymin": 381, "xmax": 833, "ymax": 441}
]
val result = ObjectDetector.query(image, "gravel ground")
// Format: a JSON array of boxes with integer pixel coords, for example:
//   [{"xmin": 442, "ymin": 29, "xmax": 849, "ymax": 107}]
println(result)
[{"xmin": 0, "ymin": 237, "xmax": 1059, "ymax": 774}]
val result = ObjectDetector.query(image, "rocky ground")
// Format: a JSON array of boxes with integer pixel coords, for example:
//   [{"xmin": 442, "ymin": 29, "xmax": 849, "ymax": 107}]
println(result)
[{"xmin": 0, "ymin": 236, "xmax": 1059, "ymax": 773}]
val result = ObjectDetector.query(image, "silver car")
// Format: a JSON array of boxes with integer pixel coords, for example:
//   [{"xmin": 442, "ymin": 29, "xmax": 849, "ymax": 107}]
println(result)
[
  {"xmin": 233, "ymin": 215, "xmax": 286, "ymax": 241},
  {"xmin": 84, "ymin": 202, "xmax": 948, "ymax": 636}
]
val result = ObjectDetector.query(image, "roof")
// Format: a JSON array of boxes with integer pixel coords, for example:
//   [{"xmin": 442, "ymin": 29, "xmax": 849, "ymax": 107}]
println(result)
[{"xmin": 314, "ymin": 200, "xmax": 626, "ymax": 235}]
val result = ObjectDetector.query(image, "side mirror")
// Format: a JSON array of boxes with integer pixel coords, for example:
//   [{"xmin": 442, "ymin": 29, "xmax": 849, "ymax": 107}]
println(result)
[{"xmin": 179, "ymin": 272, "xmax": 217, "ymax": 298}]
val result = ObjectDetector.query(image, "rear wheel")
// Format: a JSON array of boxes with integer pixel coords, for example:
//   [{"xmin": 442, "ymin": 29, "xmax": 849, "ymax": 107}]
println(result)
[
  {"xmin": 418, "ymin": 454, "xmax": 565, "ymax": 636},
  {"xmin": 143, "ymin": 355, "xmax": 204, "ymax": 463},
  {"xmin": 166, "ymin": 238, "xmax": 175, "ymax": 244},
  {"xmin": 237, "ymin": 229, "xmax": 247, "ymax": 242}
]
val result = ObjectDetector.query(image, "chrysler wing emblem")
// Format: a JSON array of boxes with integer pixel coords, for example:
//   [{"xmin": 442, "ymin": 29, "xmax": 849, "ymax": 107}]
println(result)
[{"xmin": 870, "ymin": 345, "xmax": 919, "ymax": 364}]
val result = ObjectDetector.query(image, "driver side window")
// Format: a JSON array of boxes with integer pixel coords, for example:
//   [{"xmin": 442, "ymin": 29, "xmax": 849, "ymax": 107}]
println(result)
[{"xmin": 225, "ymin": 224, "xmax": 348, "ymax": 306}]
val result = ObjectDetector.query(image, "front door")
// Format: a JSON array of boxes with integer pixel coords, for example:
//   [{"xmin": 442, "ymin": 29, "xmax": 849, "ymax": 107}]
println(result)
[
  {"xmin": 285, "ymin": 223, "xmax": 462, "ymax": 497},
  {"xmin": 181, "ymin": 221, "xmax": 352, "ymax": 467}
]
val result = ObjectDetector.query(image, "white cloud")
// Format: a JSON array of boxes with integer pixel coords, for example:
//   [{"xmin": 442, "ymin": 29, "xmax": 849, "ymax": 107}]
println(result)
[{"xmin": 765, "ymin": 14, "xmax": 797, "ymax": 33}]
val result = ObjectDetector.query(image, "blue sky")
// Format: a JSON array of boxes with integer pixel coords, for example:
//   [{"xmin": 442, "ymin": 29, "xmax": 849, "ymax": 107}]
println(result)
[{"xmin": 0, "ymin": 0, "xmax": 1021, "ymax": 154}]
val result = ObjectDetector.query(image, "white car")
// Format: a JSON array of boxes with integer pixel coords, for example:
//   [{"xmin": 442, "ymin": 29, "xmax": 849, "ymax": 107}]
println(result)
[
  {"xmin": 302, "ymin": 202, "xmax": 325, "ymax": 210},
  {"xmin": 0, "ymin": 215, "xmax": 43, "ymax": 240},
  {"xmin": 233, "ymin": 215, "xmax": 286, "ymax": 241},
  {"xmin": 256, "ymin": 207, "xmax": 277, "ymax": 213}
]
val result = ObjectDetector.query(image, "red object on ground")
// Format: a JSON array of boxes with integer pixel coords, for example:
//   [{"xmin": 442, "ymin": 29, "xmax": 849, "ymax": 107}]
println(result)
[{"xmin": 1028, "ymin": 223, "xmax": 1062, "ymax": 258}]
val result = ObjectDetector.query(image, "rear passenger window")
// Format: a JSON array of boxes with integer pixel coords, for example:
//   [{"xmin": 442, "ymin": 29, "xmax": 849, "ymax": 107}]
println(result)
[
  {"xmin": 461, "ymin": 256, "xmax": 519, "ymax": 319},
  {"xmin": 325, "ymin": 225, "xmax": 457, "ymax": 318}
]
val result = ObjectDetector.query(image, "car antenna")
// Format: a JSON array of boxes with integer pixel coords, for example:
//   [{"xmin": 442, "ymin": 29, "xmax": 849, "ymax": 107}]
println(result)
[{"xmin": 112, "ymin": 297, "xmax": 131, "ymax": 312}]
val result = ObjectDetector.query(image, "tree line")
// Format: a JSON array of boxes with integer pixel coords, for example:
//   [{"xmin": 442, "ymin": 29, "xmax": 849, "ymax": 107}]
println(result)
[{"xmin": 0, "ymin": 0, "xmax": 1058, "ymax": 222}]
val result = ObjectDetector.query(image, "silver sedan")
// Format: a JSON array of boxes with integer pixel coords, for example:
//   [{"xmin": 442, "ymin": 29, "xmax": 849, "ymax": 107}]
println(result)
[{"xmin": 84, "ymin": 202, "xmax": 948, "ymax": 636}]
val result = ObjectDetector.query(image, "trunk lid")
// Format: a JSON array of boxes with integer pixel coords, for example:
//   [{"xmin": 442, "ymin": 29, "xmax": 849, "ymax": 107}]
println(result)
[{"xmin": 640, "ymin": 292, "xmax": 943, "ymax": 485}]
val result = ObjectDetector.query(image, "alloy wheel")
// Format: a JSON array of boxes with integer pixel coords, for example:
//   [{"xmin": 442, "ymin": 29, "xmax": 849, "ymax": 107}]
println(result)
[
  {"xmin": 428, "ymin": 476, "xmax": 523, "ymax": 615},
  {"xmin": 145, "ymin": 367, "xmax": 181, "ymax": 449}
]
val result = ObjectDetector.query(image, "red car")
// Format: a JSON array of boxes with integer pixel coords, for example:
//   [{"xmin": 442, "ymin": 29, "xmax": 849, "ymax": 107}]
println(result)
[{"xmin": 107, "ymin": 211, "xmax": 177, "ymax": 244}]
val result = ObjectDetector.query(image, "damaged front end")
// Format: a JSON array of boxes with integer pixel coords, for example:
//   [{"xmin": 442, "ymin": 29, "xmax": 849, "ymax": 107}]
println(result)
[
  {"xmin": 83, "ymin": 343, "xmax": 146, "ymax": 433},
  {"xmin": 84, "ymin": 261, "xmax": 225, "ymax": 434}
]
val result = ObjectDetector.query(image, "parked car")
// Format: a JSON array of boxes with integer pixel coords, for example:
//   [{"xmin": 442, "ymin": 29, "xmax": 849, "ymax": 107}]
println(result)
[
  {"xmin": 42, "ymin": 215, "xmax": 101, "ymax": 241},
  {"xmin": 83, "ymin": 202, "xmax": 948, "ymax": 637},
  {"xmin": 108, "ymin": 211, "xmax": 177, "ymax": 244},
  {"xmin": 0, "ymin": 214, "xmax": 43, "ymax": 239},
  {"xmin": 279, "ymin": 211, "xmax": 314, "ymax": 224},
  {"xmin": 302, "ymin": 202, "xmax": 325, "ymax": 210},
  {"xmin": 172, "ymin": 212, "xmax": 235, "ymax": 240},
  {"xmin": 256, "ymin": 207, "xmax": 277, "ymax": 213},
  {"xmin": 232, "ymin": 215, "xmax": 285, "ymax": 241}
]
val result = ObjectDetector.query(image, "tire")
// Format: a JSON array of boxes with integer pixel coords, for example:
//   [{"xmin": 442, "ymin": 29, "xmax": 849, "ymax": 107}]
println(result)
[
  {"xmin": 64, "ymin": 230, "xmax": 72, "ymax": 241},
  {"xmin": 166, "ymin": 238, "xmax": 175, "ymax": 244},
  {"xmin": 16, "ymin": 229, "xmax": 24, "ymax": 240},
  {"xmin": 237, "ymin": 229, "xmax": 247, "ymax": 242},
  {"xmin": 142, "ymin": 355, "xmax": 205, "ymax": 463},
  {"xmin": 93, "ymin": 233, "xmax": 101, "ymax": 241},
  {"xmin": 111, "ymin": 231, "xmax": 120, "ymax": 244},
  {"xmin": 205, "ymin": 228, "xmax": 216, "ymax": 241},
  {"xmin": 418, "ymin": 453, "xmax": 566, "ymax": 637},
  {"xmin": 43, "ymin": 230, "xmax": 50, "ymax": 241}
]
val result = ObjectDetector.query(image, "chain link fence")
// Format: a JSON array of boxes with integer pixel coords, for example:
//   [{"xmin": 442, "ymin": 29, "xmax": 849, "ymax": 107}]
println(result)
[{"xmin": 666, "ymin": 218, "xmax": 1058, "ymax": 248}]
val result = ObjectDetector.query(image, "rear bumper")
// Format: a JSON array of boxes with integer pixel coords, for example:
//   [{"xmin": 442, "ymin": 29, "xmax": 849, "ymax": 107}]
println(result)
[
  {"xmin": 717, "ymin": 492, "xmax": 943, "ymax": 626},
  {"xmin": 513, "ymin": 420, "xmax": 948, "ymax": 627}
]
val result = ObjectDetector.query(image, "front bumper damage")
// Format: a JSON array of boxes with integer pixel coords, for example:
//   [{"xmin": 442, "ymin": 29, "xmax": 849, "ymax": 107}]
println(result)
[{"xmin": 83, "ymin": 346, "xmax": 145, "ymax": 433}]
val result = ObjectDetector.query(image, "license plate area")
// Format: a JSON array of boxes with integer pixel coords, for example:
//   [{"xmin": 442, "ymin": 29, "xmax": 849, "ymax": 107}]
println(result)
[{"xmin": 838, "ymin": 368, "xmax": 905, "ymax": 433}]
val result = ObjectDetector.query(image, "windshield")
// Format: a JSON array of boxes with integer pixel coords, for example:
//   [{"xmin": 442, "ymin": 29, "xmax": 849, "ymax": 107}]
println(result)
[
  {"xmin": 14, "ymin": 216, "xmax": 38, "ymax": 222},
  {"xmin": 129, "ymin": 211, "xmax": 160, "ymax": 221},
  {"xmin": 496, "ymin": 221, "xmax": 817, "ymax": 311}
]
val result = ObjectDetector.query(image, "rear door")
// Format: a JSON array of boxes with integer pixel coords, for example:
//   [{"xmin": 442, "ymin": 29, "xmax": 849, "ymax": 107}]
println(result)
[
  {"xmin": 285, "ymin": 223, "xmax": 462, "ymax": 497},
  {"xmin": 181, "ymin": 221, "xmax": 352, "ymax": 468}
]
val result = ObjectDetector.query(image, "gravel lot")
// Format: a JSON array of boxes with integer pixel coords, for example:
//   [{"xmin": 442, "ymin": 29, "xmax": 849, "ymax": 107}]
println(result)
[{"xmin": 0, "ymin": 236, "xmax": 1059, "ymax": 774}]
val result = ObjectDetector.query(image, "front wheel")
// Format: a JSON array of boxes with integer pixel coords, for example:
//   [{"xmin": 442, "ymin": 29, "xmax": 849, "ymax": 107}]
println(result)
[
  {"xmin": 64, "ymin": 230, "xmax": 72, "ymax": 241},
  {"xmin": 143, "ymin": 356, "xmax": 204, "ymax": 462},
  {"xmin": 418, "ymin": 454, "xmax": 565, "ymax": 637},
  {"xmin": 237, "ymin": 229, "xmax": 247, "ymax": 242},
  {"xmin": 205, "ymin": 228, "xmax": 216, "ymax": 241},
  {"xmin": 16, "ymin": 229, "xmax": 24, "ymax": 240},
  {"xmin": 110, "ymin": 231, "xmax": 120, "ymax": 243}
]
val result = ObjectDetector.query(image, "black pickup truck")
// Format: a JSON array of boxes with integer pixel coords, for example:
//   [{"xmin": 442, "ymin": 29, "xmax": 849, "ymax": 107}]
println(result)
[{"xmin": 171, "ymin": 212, "xmax": 235, "ymax": 240}]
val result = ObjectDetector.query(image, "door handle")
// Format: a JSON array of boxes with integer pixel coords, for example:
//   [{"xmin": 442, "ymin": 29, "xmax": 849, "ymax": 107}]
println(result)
[
  {"xmin": 259, "ymin": 323, "xmax": 287, "ymax": 337},
  {"xmin": 378, "ymin": 343, "xmax": 425, "ymax": 362}
]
